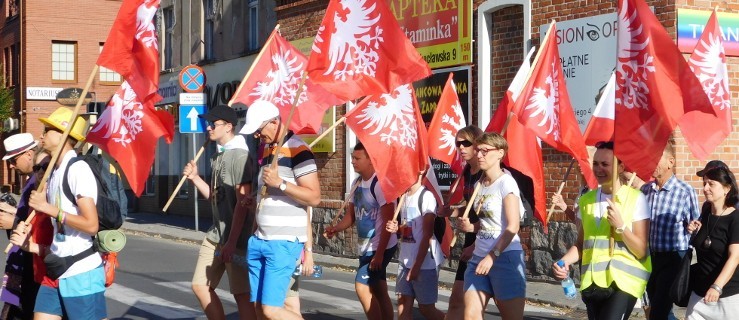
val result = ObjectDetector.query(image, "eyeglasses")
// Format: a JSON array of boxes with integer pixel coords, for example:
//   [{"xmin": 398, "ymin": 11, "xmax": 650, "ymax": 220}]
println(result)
[
  {"xmin": 455, "ymin": 140, "xmax": 473, "ymax": 148},
  {"xmin": 8, "ymin": 156, "xmax": 19, "ymax": 166},
  {"xmin": 206, "ymin": 121, "xmax": 226, "ymax": 129},
  {"xmin": 474, "ymin": 147, "xmax": 498, "ymax": 157}
]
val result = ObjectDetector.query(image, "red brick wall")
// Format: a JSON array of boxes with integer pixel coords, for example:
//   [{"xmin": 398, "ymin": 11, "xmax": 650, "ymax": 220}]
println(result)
[{"xmin": 0, "ymin": 0, "xmax": 124, "ymax": 188}]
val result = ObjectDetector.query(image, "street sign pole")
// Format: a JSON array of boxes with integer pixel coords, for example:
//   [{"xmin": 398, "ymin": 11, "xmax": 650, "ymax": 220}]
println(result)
[{"xmin": 193, "ymin": 136, "xmax": 199, "ymax": 232}]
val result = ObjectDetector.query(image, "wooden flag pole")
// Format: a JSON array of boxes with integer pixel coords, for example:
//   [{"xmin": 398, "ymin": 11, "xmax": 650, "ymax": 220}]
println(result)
[
  {"xmin": 323, "ymin": 179, "xmax": 361, "ymax": 239},
  {"xmin": 609, "ymin": 153, "xmax": 620, "ymax": 257},
  {"xmin": 5, "ymin": 65, "xmax": 99, "ymax": 253},
  {"xmin": 257, "ymin": 72, "xmax": 308, "ymax": 211},
  {"xmin": 391, "ymin": 171, "xmax": 425, "ymax": 222},
  {"xmin": 309, "ymin": 116, "xmax": 346, "ymax": 148},
  {"xmin": 546, "ymin": 159, "xmax": 576, "ymax": 225},
  {"xmin": 228, "ymin": 24, "xmax": 280, "ymax": 106},
  {"xmin": 449, "ymin": 181, "xmax": 482, "ymax": 247},
  {"xmin": 162, "ymin": 140, "xmax": 210, "ymax": 212}
]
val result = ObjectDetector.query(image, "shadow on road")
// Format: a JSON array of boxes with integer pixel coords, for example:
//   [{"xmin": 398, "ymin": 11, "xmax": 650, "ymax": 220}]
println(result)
[{"xmin": 304, "ymin": 313, "xmax": 356, "ymax": 320}]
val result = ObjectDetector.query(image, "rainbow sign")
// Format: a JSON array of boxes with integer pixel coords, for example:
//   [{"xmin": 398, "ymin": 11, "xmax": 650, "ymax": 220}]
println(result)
[{"xmin": 677, "ymin": 8, "xmax": 739, "ymax": 56}]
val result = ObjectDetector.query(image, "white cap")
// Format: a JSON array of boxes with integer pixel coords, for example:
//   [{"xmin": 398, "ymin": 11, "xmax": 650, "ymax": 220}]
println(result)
[
  {"xmin": 3, "ymin": 133, "xmax": 38, "ymax": 161},
  {"xmin": 239, "ymin": 100, "xmax": 280, "ymax": 135}
]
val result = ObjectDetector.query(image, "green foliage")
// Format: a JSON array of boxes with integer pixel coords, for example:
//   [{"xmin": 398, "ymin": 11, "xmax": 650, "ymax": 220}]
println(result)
[{"xmin": 0, "ymin": 71, "xmax": 14, "ymax": 122}]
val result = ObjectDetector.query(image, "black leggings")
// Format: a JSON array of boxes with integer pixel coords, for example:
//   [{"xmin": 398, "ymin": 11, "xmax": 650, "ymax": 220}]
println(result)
[{"xmin": 583, "ymin": 284, "xmax": 637, "ymax": 320}]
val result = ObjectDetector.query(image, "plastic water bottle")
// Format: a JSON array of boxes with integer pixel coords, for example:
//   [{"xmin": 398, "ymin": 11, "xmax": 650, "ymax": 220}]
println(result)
[
  {"xmin": 557, "ymin": 260, "xmax": 577, "ymax": 299},
  {"xmin": 292, "ymin": 265, "xmax": 323, "ymax": 278}
]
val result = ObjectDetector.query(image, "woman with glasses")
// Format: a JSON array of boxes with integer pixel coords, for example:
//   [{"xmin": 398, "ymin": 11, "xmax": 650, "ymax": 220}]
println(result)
[
  {"xmin": 462, "ymin": 132, "xmax": 526, "ymax": 320},
  {"xmin": 685, "ymin": 163, "xmax": 739, "ymax": 319},
  {"xmin": 444, "ymin": 125, "xmax": 483, "ymax": 319}
]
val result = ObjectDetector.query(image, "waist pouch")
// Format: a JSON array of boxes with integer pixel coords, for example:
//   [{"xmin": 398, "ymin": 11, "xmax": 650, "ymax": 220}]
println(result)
[{"xmin": 43, "ymin": 247, "xmax": 97, "ymax": 280}]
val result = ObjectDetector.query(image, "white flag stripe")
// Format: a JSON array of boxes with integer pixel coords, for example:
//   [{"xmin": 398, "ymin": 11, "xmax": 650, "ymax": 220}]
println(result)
[
  {"xmin": 106, "ymin": 284, "xmax": 203, "ymax": 319},
  {"xmin": 592, "ymin": 72, "xmax": 616, "ymax": 120},
  {"xmin": 156, "ymin": 281, "xmax": 237, "ymax": 304}
]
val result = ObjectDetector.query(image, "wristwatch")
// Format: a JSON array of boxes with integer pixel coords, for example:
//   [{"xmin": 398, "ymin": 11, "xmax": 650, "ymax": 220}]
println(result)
[
  {"xmin": 492, "ymin": 249, "xmax": 501, "ymax": 258},
  {"xmin": 615, "ymin": 224, "xmax": 626, "ymax": 234},
  {"xmin": 279, "ymin": 180, "xmax": 288, "ymax": 191}
]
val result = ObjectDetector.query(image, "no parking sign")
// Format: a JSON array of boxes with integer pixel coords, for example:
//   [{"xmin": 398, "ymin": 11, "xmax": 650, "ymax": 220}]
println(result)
[{"xmin": 179, "ymin": 65, "xmax": 206, "ymax": 93}]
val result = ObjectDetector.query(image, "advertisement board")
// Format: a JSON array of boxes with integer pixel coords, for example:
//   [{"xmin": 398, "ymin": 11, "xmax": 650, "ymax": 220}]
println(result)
[
  {"xmin": 677, "ymin": 8, "xmax": 739, "ymax": 56},
  {"xmin": 412, "ymin": 66, "xmax": 471, "ymax": 188},
  {"xmin": 389, "ymin": 0, "xmax": 472, "ymax": 69}
]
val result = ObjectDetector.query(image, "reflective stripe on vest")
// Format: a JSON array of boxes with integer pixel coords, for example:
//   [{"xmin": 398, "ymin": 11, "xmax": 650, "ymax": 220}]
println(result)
[{"xmin": 578, "ymin": 187, "xmax": 651, "ymax": 299}]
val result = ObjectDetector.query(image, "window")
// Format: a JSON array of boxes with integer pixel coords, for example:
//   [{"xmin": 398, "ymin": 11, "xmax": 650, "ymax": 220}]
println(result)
[
  {"xmin": 204, "ymin": 0, "xmax": 215, "ymax": 60},
  {"xmin": 7, "ymin": 0, "xmax": 19, "ymax": 18},
  {"xmin": 10, "ymin": 43, "xmax": 17, "ymax": 86},
  {"xmin": 163, "ymin": 6, "xmax": 174, "ymax": 70},
  {"xmin": 99, "ymin": 43, "xmax": 122, "ymax": 84},
  {"xmin": 3, "ymin": 47, "xmax": 10, "ymax": 85},
  {"xmin": 248, "ymin": 0, "xmax": 259, "ymax": 50},
  {"xmin": 51, "ymin": 41, "xmax": 76, "ymax": 81}
]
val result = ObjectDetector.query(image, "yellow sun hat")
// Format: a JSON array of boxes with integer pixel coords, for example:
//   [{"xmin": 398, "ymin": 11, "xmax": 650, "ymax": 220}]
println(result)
[{"xmin": 39, "ymin": 107, "xmax": 88, "ymax": 142}]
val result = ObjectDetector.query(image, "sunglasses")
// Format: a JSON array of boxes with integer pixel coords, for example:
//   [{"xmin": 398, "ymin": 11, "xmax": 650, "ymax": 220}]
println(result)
[
  {"xmin": 455, "ymin": 140, "xmax": 473, "ymax": 148},
  {"xmin": 206, "ymin": 121, "xmax": 226, "ymax": 129},
  {"xmin": 474, "ymin": 147, "xmax": 498, "ymax": 157}
]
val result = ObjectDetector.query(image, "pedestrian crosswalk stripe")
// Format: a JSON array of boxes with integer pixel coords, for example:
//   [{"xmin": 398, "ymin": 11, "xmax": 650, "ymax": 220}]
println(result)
[
  {"xmin": 155, "ymin": 281, "xmax": 237, "ymax": 305},
  {"xmin": 106, "ymin": 284, "xmax": 202, "ymax": 319}
]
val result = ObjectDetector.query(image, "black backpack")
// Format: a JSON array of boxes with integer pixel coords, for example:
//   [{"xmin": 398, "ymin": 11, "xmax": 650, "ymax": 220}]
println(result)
[{"xmin": 62, "ymin": 154, "xmax": 125, "ymax": 231}]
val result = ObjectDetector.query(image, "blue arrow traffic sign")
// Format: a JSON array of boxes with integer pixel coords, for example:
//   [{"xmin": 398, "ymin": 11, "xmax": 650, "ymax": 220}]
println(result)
[{"xmin": 179, "ymin": 105, "xmax": 206, "ymax": 133}]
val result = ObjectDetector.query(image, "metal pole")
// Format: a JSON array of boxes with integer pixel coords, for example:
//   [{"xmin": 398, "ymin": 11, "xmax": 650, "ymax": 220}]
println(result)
[{"xmin": 193, "ymin": 135, "xmax": 199, "ymax": 232}]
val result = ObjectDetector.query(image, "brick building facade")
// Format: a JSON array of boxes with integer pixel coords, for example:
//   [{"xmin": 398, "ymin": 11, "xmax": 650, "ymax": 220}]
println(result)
[
  {"xmin": 0, "ymin": 0, "xmax": 122, "ymax": 191},
  {"xmin": 272, "ymin": 0, "xmax": 739, "ymax": 279}
]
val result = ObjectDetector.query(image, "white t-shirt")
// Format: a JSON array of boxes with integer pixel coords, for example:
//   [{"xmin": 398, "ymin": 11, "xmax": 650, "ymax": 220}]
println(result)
[
  {"xmin": 47, "ymin": 150, "xmax": 101, "ymax": 278},
  {"xmin": 576, "ymin": 188, "xmax": 650, "ymax": 227},
  {"xmin": 473, "ymin": 174, "xmax": 525, "ymax": 258},
  {"xmin": 348, "ymin": 174, "xmax": 398, "ymax": 253},
  {"xmin": 398, "ymin": 187, "xmax": 442, "ymax": 269}
]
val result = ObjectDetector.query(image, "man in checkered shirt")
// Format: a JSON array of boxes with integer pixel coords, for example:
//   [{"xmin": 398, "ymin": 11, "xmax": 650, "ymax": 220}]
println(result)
[{"xmin": 640, "ymin": 142, "xmax": 700, "ymax": 320}]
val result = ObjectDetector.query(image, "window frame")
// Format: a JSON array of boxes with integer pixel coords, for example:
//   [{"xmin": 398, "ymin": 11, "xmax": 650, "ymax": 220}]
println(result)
[
  {"xmin": 51, "ymin": 41, "xmax": 78, "ymax": 83},
  {"xmin": 98, "ymin": 43, "xmax": 123, "ymax": 85}
]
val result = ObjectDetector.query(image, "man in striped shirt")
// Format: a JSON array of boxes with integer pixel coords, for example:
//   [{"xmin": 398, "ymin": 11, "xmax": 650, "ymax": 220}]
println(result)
[
  {"xmin": 640, "ymin": 142, "xmax": 700, "ymax": 320},
  {"xmin": 240, "ymin": 100, "xmax": 321, "ymax": 320}
]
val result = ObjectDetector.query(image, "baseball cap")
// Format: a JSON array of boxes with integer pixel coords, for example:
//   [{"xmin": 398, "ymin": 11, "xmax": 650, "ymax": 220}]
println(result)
[
  {"xmin": 239, "ymin": 100, "xmax": 280, "ymax": 135},
  {"xmin": 697, "ymin": 160, "xmax": 729, "ymax": 177},
  {"xmin": 198, "ymin": 105, "xmax": 237, "ymax": 126},
  {"xmin": 3, "ymin": 133, "xmax": 38, "ymax": 161}
]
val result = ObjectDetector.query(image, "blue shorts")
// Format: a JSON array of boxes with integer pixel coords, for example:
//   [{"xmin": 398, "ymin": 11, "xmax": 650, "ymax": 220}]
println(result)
[
  {"xmin": 396, "ymin": 266, "xmax": 439, "ymax": 305},
  {"xmin": 247, "ymin": 236, "xmax": 303, "ymax": 307},
  {"xmin": 355, "ymin": 246, "xmax": 397, "ymax": 285},
  {"xmin": 464, "ymin": 250, "xmax": 526, "ymax": 301},
  {"xmin": 35, "ymin": 266, "xmax": 107, "ymax": 319}
]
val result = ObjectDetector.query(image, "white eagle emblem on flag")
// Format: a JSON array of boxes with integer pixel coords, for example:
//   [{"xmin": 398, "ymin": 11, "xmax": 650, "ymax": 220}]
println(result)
[
  {"xmin": 689, "ymin": 30, "xmax": 730, "ymax": 111},
  {"xmin": 249, "ymin": 49, "xmax": 308, "ymax": 106},
  {"xmin": 524, "ymin": 62, "xmax": 561, "ymax": 141},
  {"xmin": 355, "ymin": 84, "xmax": 417, "ymax": 150},
  {"xmin": 312, "ymin": 0, "xmax": 384, "ymax": 81},
  {"xmin": 90, "ymin": 82, "xmax": 145, "ymax": 147},
  {"xmin": 616, "ymin": 0, "xmax": 655, "ymax": 110}
]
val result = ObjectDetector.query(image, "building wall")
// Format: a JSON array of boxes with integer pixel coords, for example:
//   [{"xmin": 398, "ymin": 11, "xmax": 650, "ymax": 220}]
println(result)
[
  {"xmin": 275, "ymin": 0, "xmax": 739, "ymax": 278},
  {"xmin": 0, "ymin": 0, "xmax": 122, "ymax": 191}
]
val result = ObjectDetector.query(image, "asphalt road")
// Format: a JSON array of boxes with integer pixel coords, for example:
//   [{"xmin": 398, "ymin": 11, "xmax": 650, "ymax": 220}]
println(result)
[{"xmin": 0, "ymin": 234, "xmax": 574, "ymax": 319}]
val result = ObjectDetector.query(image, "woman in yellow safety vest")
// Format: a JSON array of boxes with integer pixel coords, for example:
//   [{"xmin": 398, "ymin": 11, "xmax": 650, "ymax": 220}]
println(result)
[{"xmin": 552, "ymin": 141, "xmax": 651, "ymax": 320}]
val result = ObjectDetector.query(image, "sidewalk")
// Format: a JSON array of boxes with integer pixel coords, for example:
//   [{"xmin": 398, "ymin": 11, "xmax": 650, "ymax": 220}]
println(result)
[{"xmin": 121, "ymin": 211, "xmax": 629, "ymax": 316}]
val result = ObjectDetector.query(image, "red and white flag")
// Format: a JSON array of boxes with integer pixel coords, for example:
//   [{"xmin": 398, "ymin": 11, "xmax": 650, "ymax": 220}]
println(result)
[
  {"xmin": 583, "ymin": 72, "xmax": 616, "ymax": 146},
  {"xmin": 98, "ymin": 0, "xmax": 161, "ymax": 104},
  {"xmin": 511, "ymin": 22, "xmax": 597, "ymax": 190},
  {"xmin": 229, "ymin": 30, "xmax": 343, "ymax": 135},
  {"xmin": 346, "ymin": 84, "xmax": 428, "ymax": 202},
  {"xmin": 427, "ymin": 73, "xmax": 466, "ymax": 175},
  {"xmin": 679, "ymin": 9, "xmax": 732, "ymax": 160},
  {"xmin": 87, "ymin": 82, "xmax": 175, "ymax": 196},
  {"xmin": 486, "ymin": 48, "xmax": 547, "ymax": 224},
  {"xmin": 615, "ymin": 0, "xmax": 714, "ymax": 179},
  {"xmin": 307, "ymin": 0, "xmax": 431, "ymax": 102}
]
